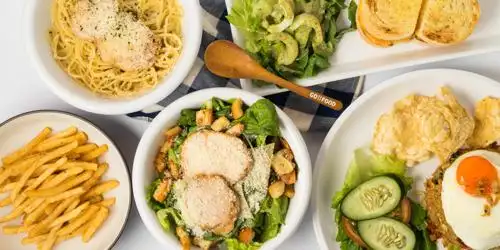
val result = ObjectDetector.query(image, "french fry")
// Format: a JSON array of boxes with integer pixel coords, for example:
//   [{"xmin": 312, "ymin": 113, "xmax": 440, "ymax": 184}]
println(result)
[
  {"xmin": 46, "ymin": 126, "xmax": 77, "ymax": 140},
  {"xmin": 6, "ymin": 154, "xmax": 40, "ymax": 175},
  {"xmin": 88, "ymin": 195, "xmax": 103, "ymax": 203},
  {"xmin": 72, "ymin": 143, "xmax": 98, "ymax": 154},
  {"xmin": 58, "ymin": 205, "xmax": 99, "ymax": 236},
  {"xmin": 0, "ymin": 199, "xmax": 29, "ymax": 223},
  {"xmin": 24, "ymin": 201, "xmax": 50, "ymax": 226},
  {"xmin": 2, "ymin": 127, "xmax": 52, "ymax": 165},
  {"xmin": 3, "ymin": 225, "xmax": 23, "ymax": 234},
  {"xmin": 0, "ymin": 196, "xmax": 11, "ymax": 207},
  {"xmin": 33, "ymin": 167, "xmax": 85, "ymax": 192},
  {"xmin": 27, "ymin": 157, "xmax": 68, "ymax": 192},
  {"xmin": 0, "ymin": 168, "xmax": 12, "ymax": 186},
  {"xmin": 55, "ymin": 225, "xmax": 86, "ymax": 244},
  {"xmin": 34, "ymin": 132, "xmax": 85, "ymax": 153},
  {"xmin": 1, "ymin": 178, "xmax": 36, "ymax": 192},
  {"xmin": 80, "ymin": 145, "xmax": 108, "ymax": 161},
  {"xmin": 82, "ymin": 206, "xmax": 108, "ymax": 242},
  {"xmin": 25, "ymin": 198, "xmax": 44, "ymax": 213},
  {"xmin": 66, "ymin": 152, "xmax": 80, "ymax": 160},
  {"xmin": 22, "ymin": 234, "xmax": 47, "ymax": 245},
  {"xmin": 95, "ymin": 197, "xmax": 116, "ymax": 207},
  {"xmin": 44, "ymin": 202, "xmax": 58, "ymax": 215},
  {"xmin": 27, "ymin": 170, "xmax": 91, "ymax": 198},
  {"xmin": 49, "ymin": 202, "xmax": 89, "ymax": 228},
  {"xmin": 82, "ymin": 180, "xmax": 119, "ymax": 200},
  {"xmin": 82, "ymin": 163, "xmax": 108, "ymax": 189},
  {"xmin": 41, "ymin": 226, "xmax": 59, "ymax": 250},
  {"xmin": 29, "ymin": 198, "xmax": 78, "ymax": 237},
  {"xmin": 38, "ymin": 141, "xmax": 78, "ymax": 166},
  {"xmin": 11, "ymin": 162, "xmax": 40, "ymax": 202},
  {"xmin": 60, "ymin": 161, "xmax": 98, "ymax": 171},
  {"xmin": 47, "ymin": 187, "xmax": 85, "ymax": 203}
]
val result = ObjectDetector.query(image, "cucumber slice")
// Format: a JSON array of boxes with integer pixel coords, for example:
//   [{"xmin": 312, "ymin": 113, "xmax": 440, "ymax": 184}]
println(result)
[
  {"xmin": 341, "ymin": 176, "xmax": 401, "ymax": 220},
  {"xmin": 358, "ymin": 217, "xmax": 416, "ymax": 250}
]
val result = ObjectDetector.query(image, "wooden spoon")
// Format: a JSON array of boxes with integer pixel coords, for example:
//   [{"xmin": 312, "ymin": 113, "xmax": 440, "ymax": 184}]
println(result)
[{"xmin": 204, "ymin": 40, "xmax": 343, "ymax": 111}]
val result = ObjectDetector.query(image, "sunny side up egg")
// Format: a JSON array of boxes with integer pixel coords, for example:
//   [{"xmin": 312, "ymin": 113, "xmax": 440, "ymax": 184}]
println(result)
[{"xmin": 442, "ymin": 150, "xmax": 500, "ymax": 250}]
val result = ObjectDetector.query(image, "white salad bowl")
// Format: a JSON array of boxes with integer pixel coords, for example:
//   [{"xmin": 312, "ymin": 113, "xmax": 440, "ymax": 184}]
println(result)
[
  {"xmin": 24, "ymin": 0, "xmax": 202, "ymax": 115},
  {"xmin": 133, "ymin": 88, "xmax": 312, "ymax": 249}
]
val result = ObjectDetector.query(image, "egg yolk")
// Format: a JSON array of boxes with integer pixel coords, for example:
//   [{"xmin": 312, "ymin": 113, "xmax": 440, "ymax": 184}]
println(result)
[{"xmin": 456, "ymin": 156, "xmax": 499, "ymax": 196}]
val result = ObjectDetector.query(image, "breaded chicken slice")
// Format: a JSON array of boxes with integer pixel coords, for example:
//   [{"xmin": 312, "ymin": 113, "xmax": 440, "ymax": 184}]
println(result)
[
  {"xmin": 181, "ymin": 131, "xmax": 253, "ymax": 184},
  {"xmin": 183, "ymin": 175, "xmax": 240, "ymax": 235}
]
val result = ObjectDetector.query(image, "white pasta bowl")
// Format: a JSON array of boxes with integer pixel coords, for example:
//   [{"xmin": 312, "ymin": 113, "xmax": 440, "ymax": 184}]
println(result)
[
  {"xmin": 25, "ymin": 0, "xmax": 202, "ymax": 115},
  {"xmin": 132, "ymin": 88, "xmax": 312, "ymax": 249}
]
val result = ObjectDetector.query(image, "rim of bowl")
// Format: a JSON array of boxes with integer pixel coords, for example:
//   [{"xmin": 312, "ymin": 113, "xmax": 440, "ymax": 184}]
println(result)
[
  {"xmin": 0, "ymin": 110, "xmax": 132, "ymax": 250},
  {"xmin": 132, "ymin": 87, "xmax": 312, "ymax": 249},
  {"xmin": 24, "ymin": 0, "xmax": 202, "ymax": 115}
]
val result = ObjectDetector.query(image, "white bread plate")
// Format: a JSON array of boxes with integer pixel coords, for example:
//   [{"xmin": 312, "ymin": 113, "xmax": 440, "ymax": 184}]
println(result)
[
  {"xmin": 0, "ymin": 111, "xmax": 131, "ymax": 250},
  {"xmin": 225, "ymin": 0, "xmax": 500, "ymax": 96},
  {"xmin": 133, "ymin": 88, "xmax": 312, "ymax": 249},
  {"xmin": 24, "ymin": 0, "xmax": 202, "ymax": 115}
]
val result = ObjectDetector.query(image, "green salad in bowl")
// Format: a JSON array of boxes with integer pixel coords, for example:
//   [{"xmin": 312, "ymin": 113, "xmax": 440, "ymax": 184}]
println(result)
[
  {"xmin": 146, "ymin": 98, "xmax": 299, "ymax": 249},
  {"xmin": 227, "ymin": 0, "xmax": 357, "ymax": 83}
]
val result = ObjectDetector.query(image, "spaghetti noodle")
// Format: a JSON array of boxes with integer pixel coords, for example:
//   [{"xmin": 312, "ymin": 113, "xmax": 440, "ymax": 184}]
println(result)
[{"xmin": 50, "ymin": 0, "xmax": 183, "ymax": 97}]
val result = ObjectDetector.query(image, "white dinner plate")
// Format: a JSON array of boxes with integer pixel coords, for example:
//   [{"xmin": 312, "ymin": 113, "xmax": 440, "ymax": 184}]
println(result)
[
  {"xmin": 225, "ymin": 0, "xmax": 500, "ymax": 96},
  {"xmin": 312, "ymin": 69, "xmax": 500, "ymax": 250},
  {"xmin": 0, "ymin": 111, "xmax": 131, "ymax": 250}
]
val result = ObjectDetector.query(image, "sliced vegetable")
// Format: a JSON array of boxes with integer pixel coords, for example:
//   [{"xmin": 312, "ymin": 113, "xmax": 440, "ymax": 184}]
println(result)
[
  {"xmin": 268, "ymin": 181, "xmax": 285, "ymax": 198},
  {"xmin": 341, "ymin": 176, "xmax": 402, "ymax": 221},
  {"xmin": 231, "ymin": 98, "xmax": 244, "ymax": 119},
  {"xmin": 358, "ymin": 217, "xmax": 416, "ymax": 250},
  {"xmin": 341, "ymin": 216, "xmax": 368, "ymax": 248},
  {"xmin": 176, "ymin": 227, "xmax": 191, "ymax": 250},
  {"xmin": 211, "ymin": 116, "xmax": 231, "ymax": 132},
  {"xmin": 265, "ymin": 32, "xmax": 299, "ymax": 65},
  {"xmin": 262, "ymin": 0, "xmax": 295, "ymax": 33},
  {"xmin": 196, "ymin": 109, "xmax": 214, "ymax": 126},
  {"xmin": 238, "ymin": 227, "xmax": 255, "ymax": 244}
]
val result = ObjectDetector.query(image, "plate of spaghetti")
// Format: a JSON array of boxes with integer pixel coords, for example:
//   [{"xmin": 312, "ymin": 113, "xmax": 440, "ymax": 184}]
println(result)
[{"xmin": 26, "ymin": 0, "xmax": 202, "ymax": 115}]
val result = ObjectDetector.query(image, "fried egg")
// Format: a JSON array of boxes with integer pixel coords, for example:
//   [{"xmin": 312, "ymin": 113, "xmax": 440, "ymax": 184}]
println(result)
[{"xmin": 442, "ymin": 150, "xmax": 500, "ymax": 249}]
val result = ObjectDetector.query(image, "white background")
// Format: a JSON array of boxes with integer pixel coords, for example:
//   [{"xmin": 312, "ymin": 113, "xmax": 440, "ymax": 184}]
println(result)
[{"xmin": 2, "ymin": 1, "xmax": 500, "ymax": 249}]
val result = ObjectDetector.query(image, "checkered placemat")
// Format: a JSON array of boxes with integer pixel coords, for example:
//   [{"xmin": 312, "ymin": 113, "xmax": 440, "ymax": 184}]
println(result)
[{"xmin": 127, "ymin": 0, "xmax": 364, "ymax": 131}]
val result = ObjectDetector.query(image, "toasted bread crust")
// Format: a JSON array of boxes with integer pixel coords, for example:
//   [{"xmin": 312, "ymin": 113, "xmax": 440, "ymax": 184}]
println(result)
[
  {"xmin": 415, "ymin": 0, "xmax": 480, "ymax": 45},
  {"xmin": 358, "ymin": 0, "xmax": 423, "ymax": 42}
]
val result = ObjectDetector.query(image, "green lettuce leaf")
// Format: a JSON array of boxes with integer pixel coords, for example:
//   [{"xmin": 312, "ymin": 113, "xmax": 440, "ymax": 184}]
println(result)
[
  {"xmin": 178, "ymin": 109, "xmax": 197, "ymax": 127},
  {"xmin": 253, "ymin": 196, "xmax": 289, "ymax": 242},
  {"xmin": 226, "ymin": 0, "xmax": 263, "ymax": 34},
  {"xmin": 410, "ymin": 200, "xmax": 437, "ymax": 250},
  {"xmin": 156, "ymin": 208, "xmax": 184, "ymax": 232},
  {"xmin": 225, "ymin": 238, "xmax": 262, "ymax": 250},
  {"xmin": 146, "ymin": 178, "xmax": 164, "ymax": 212},
  {"xmin": 242, "ymin": 99, "xmax": 280, "ymax": 137},
  {"xmin": 347, "ymin": 1, "xmax": 357, "ymax": 29}
]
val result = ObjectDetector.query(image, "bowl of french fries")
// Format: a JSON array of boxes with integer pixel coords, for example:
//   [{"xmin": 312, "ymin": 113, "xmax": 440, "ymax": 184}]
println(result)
[{"xmin": 0, "ymin": 111, "xmax": 131, "ymax": 250}]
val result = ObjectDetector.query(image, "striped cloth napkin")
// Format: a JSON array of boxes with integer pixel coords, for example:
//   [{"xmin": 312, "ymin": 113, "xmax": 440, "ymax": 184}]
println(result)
[{"xmin": 127, "ymin": 0, "xmax": 363, "ymax": 131}]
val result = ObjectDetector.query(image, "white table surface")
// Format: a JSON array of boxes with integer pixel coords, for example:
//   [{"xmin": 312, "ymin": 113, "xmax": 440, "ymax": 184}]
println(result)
[{"xmin": 3, "ymin": 1, "xmax": 500, "ymax": 249}]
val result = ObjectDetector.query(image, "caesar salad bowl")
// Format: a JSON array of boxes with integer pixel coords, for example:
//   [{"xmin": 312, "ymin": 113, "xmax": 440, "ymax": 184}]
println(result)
[{"xmin": 132, "ymin": 88, "xmax": 312, "ymax": 249}]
